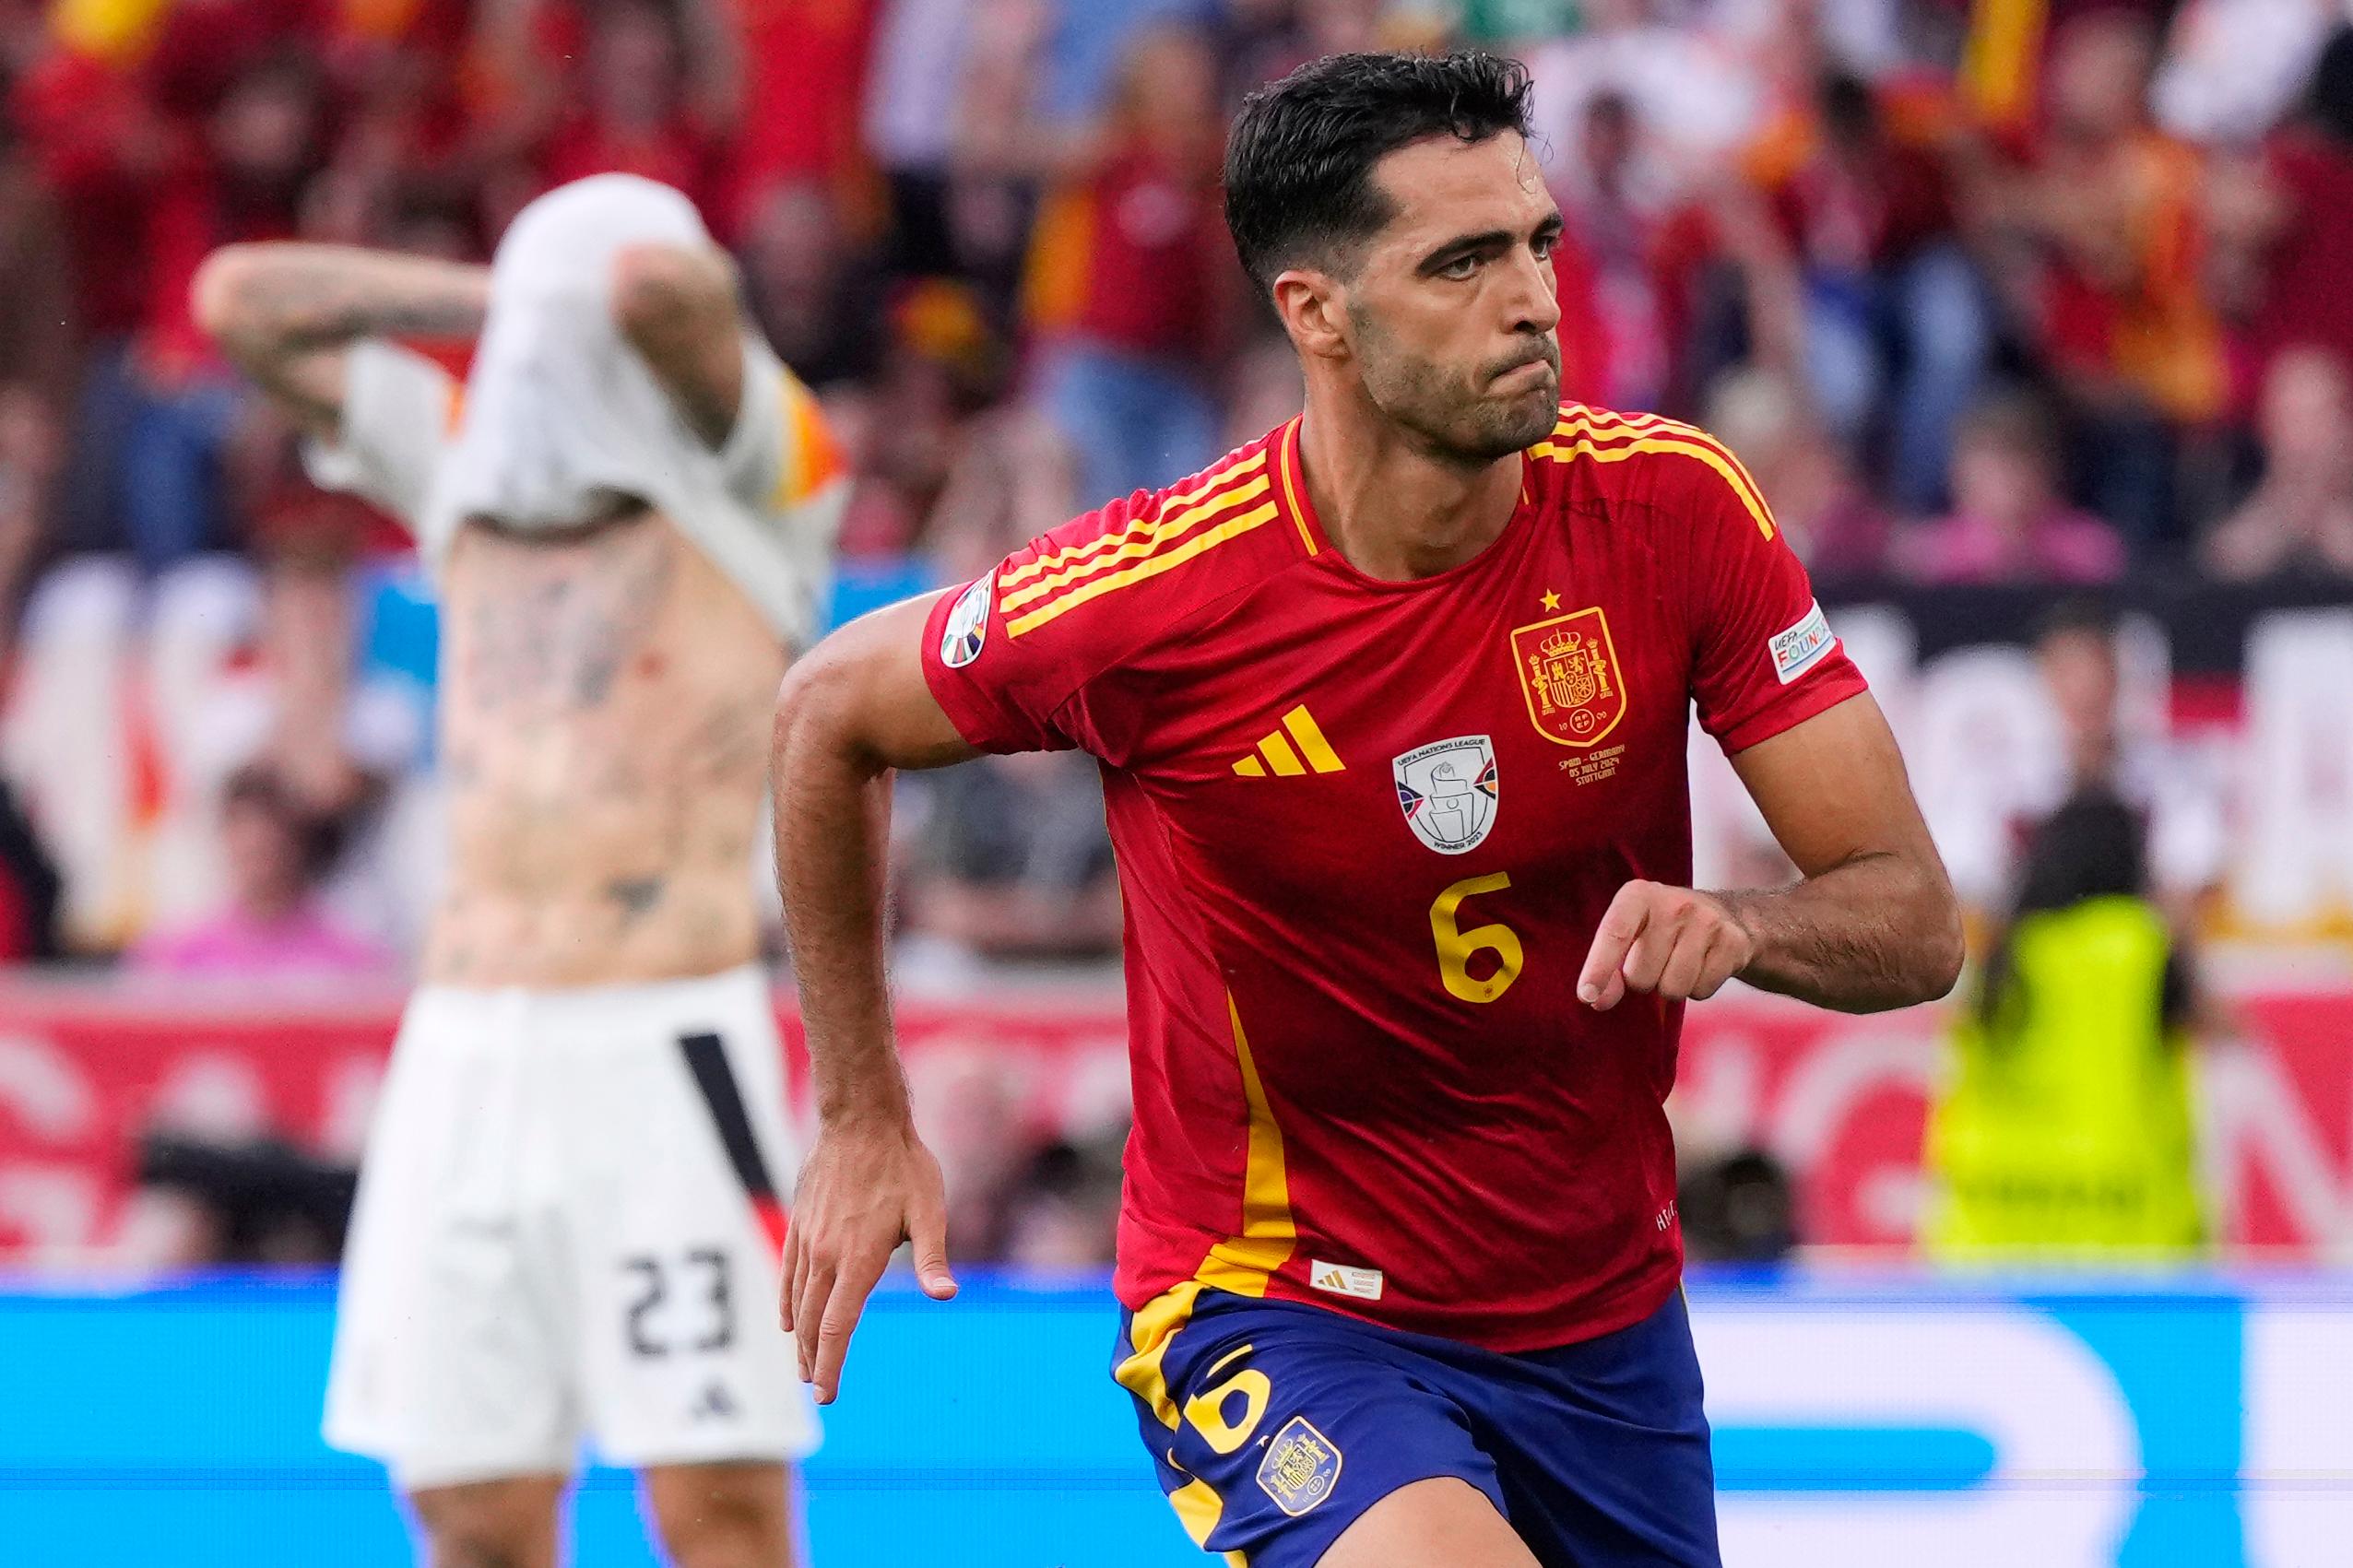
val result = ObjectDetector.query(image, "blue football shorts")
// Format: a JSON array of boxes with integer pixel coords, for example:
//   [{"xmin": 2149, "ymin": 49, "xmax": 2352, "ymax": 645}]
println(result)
[{"xmin": 1114, "ymin": 1285, "xmax": 1720, "ymax": 1568}]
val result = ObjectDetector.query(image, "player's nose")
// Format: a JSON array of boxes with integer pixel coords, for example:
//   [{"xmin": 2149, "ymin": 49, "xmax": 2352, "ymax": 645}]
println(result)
[{"xmin": 1502, "ymin": 246, "xmax": 1562, "ymax": 339}]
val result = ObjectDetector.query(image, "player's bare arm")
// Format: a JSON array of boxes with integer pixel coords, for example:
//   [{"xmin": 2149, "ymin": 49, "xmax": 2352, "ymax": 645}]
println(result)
[
  {"xmin": 190, "ymin": 243, "xmax": 490, "ymax": 439},
  {"xmin": 769, "ymin": 595, "xmax": 978, "ymax": 1401},
  {"xmin": 610, "ymin": 240, "xmax": 748, "ymax": 447},
  {"xmin": 1578, "ymin": 693, "xmax": 1964, "ymax": 1014}
]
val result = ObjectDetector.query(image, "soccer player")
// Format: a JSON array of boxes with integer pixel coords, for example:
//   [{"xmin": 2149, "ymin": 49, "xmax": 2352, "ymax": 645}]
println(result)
[
  {"xmin": 195, "ymin": 175, "xmax": 845, "ymax": 1568},
  {"xmin": 770, "ymin": 53, "xmax": 1963, "ymax": 1568}
]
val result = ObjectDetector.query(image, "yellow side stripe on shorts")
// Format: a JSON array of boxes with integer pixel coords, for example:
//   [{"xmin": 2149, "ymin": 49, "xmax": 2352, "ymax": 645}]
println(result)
[
  {"xmin": 1117, "ymin": 1279, "xmax": 1209, "ymax": 1432},
  {"xmin": 1168, "ymin": 1475, "xmax": 1224, "ymax": 1549}
]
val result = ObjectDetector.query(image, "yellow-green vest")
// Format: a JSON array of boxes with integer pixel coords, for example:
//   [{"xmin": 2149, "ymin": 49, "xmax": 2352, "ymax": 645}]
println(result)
[{"xmin": 1924, "ymin": 895, "xmax": 2203, "ymax": 1260}]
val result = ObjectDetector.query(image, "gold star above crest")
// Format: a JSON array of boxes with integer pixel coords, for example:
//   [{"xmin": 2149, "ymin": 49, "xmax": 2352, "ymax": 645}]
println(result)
[{"xmin": 1541, "ymin": 589, "xmax": 1562, "ymax": 612}]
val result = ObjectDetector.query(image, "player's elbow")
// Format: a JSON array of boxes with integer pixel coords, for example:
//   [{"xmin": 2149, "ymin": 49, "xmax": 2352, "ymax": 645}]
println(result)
[
  {"xmin": 773, "ymin": 632, "xmax": 875, "ymax": 780},
  {"xmin": 190, "ymin": 245, "xmax": 271, "ymax": 348},
  {"xmin": 610, "ymin": 242, "xmax": 733, "ymax": 348},
  {"xmin": 1908, "ymin": 861, "xmax": 1967, "ymax": 1005}
]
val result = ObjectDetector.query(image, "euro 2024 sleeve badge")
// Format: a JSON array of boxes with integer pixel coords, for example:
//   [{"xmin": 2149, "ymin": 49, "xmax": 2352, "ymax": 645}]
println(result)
[{"xmin": 1509, "ymin": 605, "xmax": 1626, "ymax": 747}]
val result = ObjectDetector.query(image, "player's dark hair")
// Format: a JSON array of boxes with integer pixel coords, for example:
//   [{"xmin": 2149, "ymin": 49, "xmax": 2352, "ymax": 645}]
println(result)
[{"xmin": 1224, "ymin": 51, "xmax": 1535, "ymax": 293}]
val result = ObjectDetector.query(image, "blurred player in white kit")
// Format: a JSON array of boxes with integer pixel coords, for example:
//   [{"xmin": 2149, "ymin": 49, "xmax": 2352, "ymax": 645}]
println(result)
[{"xmin": 195, "ymin": 174, "xmax": 845, "ymax": 1567}]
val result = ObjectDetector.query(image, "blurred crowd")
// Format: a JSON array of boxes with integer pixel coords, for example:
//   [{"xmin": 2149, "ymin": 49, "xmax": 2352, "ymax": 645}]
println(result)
[{"xmin": 0, "ymin": 0, "xmax": 2350, "ymax": 982}]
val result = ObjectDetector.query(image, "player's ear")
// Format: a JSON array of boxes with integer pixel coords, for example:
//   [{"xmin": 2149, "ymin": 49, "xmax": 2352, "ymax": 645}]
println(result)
[{"xmin": 1271, "ymin": 268, "xmax": 1349, "ymax": 363}]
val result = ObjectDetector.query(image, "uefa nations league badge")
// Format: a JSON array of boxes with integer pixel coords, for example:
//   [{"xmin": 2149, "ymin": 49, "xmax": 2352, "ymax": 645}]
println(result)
[{"xmin": 1392, "ymin": 735, "xmax": 1499, "ymax": 855}]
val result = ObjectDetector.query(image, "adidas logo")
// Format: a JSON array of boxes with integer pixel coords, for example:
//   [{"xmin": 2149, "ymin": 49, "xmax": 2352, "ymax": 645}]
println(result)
[
  {"xmin": 690, "ymin": 1382, "xmax": 740, "ymax": 1423},
  {"xmin": 1233, "ymin": 706, "xmax": 1345, "ymax": 778},
  {"xmin": 1307, "ymin": 1260, "xmax": 1383, "ymax": 1302}
]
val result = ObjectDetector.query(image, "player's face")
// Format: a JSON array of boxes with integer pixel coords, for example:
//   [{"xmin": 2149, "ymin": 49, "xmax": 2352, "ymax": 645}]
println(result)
[{"xmin": 1341, "ymin": 132, "xmax": 1565, "ymax": 464}]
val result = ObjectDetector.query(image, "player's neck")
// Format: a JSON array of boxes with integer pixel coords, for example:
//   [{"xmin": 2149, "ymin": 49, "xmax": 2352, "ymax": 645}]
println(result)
[{"xmin": 1295, "ymin": 405, "xmax": 1524, "ymax": 583}]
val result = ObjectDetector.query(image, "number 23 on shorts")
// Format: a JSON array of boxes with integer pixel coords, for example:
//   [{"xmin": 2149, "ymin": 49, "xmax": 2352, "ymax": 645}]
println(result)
[{"xmin": 1429, "ymin": 872, "xmax": 1522, "ymax": 1004}]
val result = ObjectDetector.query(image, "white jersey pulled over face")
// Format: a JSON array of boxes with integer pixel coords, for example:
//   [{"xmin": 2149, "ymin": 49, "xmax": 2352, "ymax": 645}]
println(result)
[
  {"xmin": 304, "ymin": 326, "xmax": 847, "ymax": 650},
  {"xmin": 305, "ymin": 174, "xmax": 846, "ymax": 647}
]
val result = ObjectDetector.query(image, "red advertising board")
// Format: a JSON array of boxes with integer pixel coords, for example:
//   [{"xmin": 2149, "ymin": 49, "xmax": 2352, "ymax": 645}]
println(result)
[{"xmin": 0, "ymin": 980, "xmax": 2346, "ymax": 1262}]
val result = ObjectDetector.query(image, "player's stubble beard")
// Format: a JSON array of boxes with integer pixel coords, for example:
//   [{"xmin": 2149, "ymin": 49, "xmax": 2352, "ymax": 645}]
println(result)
[{"xmin": 1348, "ymin": 301, "xmax": 1562, "ymax": 467}]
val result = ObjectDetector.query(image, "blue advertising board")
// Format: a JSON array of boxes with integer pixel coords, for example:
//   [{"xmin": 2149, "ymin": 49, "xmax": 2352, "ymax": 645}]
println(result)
[{"xmin": 1, "ymin": 1271, "xmax": 2346, "ymax": 1566}]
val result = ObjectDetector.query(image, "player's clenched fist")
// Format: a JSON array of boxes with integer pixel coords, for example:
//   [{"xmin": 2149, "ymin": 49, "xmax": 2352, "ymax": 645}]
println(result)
[
  {"xmin": 1577, "ymin": 879, "xmax": 1756, "ymax": 1011},
  {"xmin": 780, "ymin": 1114, "xmax": 957, "ymax": 1404}
]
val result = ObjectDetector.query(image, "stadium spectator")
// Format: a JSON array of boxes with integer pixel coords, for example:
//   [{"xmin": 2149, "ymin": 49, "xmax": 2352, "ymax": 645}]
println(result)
[
  {"xmin": 896, "ymin": 751, "xmax": 1121, "ymax": 966},
  {"xmin": 2203, "ymin": 345, "xmax": 2353, "ymax": 580},
  {"xmin": 995, "ymin": 1133, "xmax": 1125, "ymax": 1268},
  {"xmin": 2153, "ymin": 0, "xmax": 2340, "ymax": 146},
  {"xmin": 1922, "ymin": 787, "xmax": 2207, "ymax": 1261},
  {"xmin": 740, "ymin": 176, "xmax": 885, "ymax": 389},
  {"xmin": 0, "ymin": 779, "xmax": 64, "ymax": 962},
  {"xmin": 828, "ymin": 277, "xmax": 1005, "ymax": 554},
  {"xmin": 1904, "ymin": 391, "xmax": 2127, "ymax": 583},
  {"xmin": 538, "ymin": 0, "xmax": 723, "ymax": 217},
  {"xmin": 128, "ymin": 763, "xmax": 391, "ymax": 978},
  {"xmin": 1744, "ymin": 67, "xmax": 1991, "ymax": 514},
  {"xmin": 1550, "ymin": 88, "xmax": 1678, "ymax": 411},
  {"xmin": 1994, "ymin": 11, "xmax": 2226, "ymax": 543},
  {"xmin": 121, "ymin": 50, "xmax": 330, "ymax": 569},
  {"xmin": 1706, "ymin": 364, "xmax": 1892, "ymax": 581},
  {"xmin": 2242, "ymin": 29, "xmax": 2353, "ymax": 380},
  {"xmin": 0, "ymin": 384, "xmax": 65, "ymax": 650},
  {"xmin": 1018, "ymin": 23, "xmax": 1236, "ymax": 505},
  {"xmin": 0, "ymin": 113, "xmax": 74, "ymax": 627},
  {"xmin": 923, "ymin": 397, "xmax": 1079, "ymax": 582}
]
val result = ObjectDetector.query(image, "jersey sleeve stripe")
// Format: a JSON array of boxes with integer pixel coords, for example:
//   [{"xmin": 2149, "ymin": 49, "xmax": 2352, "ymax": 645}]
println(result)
[
  {"xmin": 774, "ymin": 375, "xmax": 848, "ymax": 510},
  {"xmin": 997, "ymin": 450, "xmax": 1269, "ymax": 591},
  {"xmin": 1004, "ymin": 501, "xmax": 1279, "ymax": 636},
  {"xmin": 1274, "ymin": 416, "xmax": 1319, "ymax": 556},
  {"xmin": 997, "ymin": 471, "xmax": 1272, "ymax": 613},
  {"xmin": 1538, "ymin": 409, "xmax": 1779, "ymax": 539}
]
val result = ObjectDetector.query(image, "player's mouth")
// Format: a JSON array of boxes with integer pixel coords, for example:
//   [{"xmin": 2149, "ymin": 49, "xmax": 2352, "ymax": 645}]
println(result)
[{"xmin": 1490, "ymin": 350, "xmax": 1560, "ymax": 390}]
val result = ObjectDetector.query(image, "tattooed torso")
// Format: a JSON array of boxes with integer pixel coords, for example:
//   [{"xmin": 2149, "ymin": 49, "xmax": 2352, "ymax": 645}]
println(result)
[{"xmin": 425, "ymin": 508, "xmax": 784, "ymax": 987}]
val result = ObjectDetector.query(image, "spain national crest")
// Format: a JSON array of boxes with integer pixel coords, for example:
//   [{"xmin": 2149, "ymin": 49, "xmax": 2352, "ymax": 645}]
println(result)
[
  {"xmin": 1392, "ymin": 735, "xmax": 1499, "ymax": 855},
  {"xmin": 1255, "ymin": 1415, "xmax": 1343, "ymax": 1517},
  {"xmin": 1509, "ymin": 606, "xmax": 1626, "ymax": 748}
]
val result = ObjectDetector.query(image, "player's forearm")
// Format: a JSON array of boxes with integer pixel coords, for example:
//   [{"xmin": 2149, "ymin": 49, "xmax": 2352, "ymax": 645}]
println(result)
[
  {"xmin": 610, "ymin": 242, "xmax": 743, "ymax": 448},
  {"xmin": 194, "ymin": 244, "xmax": 489, "ymax": 367},
  {"xmin": 772, "ymin": 674, "xmax": 909, "ymax": 1131},
  {"xmin": 1713, "ymin": 848, "xmax": 1964, "ymax": 1013}
]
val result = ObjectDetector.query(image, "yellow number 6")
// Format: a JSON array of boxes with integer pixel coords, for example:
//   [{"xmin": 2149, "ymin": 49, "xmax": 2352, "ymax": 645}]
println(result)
[{"xmin": 1429, "ymin": 873, "xmax": 1524, "ymax": 1004}]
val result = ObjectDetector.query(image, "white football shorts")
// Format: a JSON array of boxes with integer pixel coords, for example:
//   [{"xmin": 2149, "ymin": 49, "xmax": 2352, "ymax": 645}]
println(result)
[{"xmin": 324, "ymin": 964, "xmax": 818, "ymax": 1490}]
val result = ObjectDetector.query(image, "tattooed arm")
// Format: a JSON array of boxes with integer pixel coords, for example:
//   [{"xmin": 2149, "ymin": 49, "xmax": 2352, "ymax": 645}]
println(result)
[
  {"xmin": 610, "ymin": 242, "xmax": 746, "ymax": 449},
  {"xmin": 190, "ymin": 244, "xmax": 491, "ymax": 441}
]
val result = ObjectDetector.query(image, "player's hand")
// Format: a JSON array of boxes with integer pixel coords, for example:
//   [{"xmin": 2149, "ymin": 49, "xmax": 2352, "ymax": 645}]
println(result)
[
  {"xmin": 780, "ymin": 1112, "xmax": 957, "ymax": 1404},
  {"xmin": 1577, "ymin": 880, "xmax": 1756, "ymax": 1011}
]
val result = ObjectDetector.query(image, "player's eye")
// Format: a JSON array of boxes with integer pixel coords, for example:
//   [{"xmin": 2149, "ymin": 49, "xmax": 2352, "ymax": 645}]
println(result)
[{"xmin": 1438, "ymin": 253, "xmax": 1482, "ymax": 281}]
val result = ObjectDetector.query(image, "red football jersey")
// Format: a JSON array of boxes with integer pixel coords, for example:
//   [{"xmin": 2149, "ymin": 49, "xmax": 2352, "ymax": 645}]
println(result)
[{"xmin": 920, "ymin": 406, "xmax": 1867, "ymax": 1350}]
